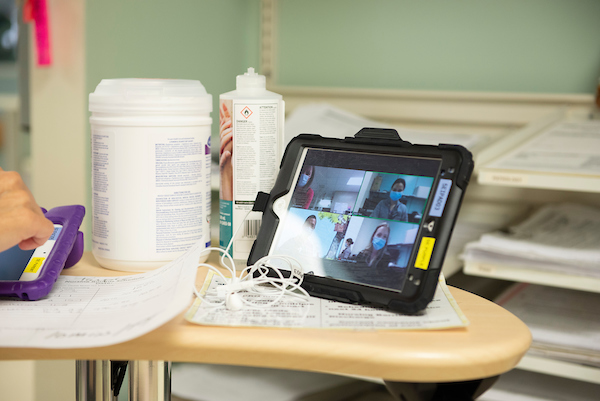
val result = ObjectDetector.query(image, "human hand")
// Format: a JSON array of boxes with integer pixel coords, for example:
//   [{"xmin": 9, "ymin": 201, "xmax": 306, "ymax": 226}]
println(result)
[
  {"xmin": 219, "ymin": 101, "xmax": 233, "ymax": 201},
  {"xmin": 219, "ymin": 101, "xmax": 232, "ymax": 154},
  {"xmin": 0, "ymin": 168, "xmax": 54, "ymax": 252},
  {"xmin": 220, "ymin": 148, "xmax": 233, "ymax": 201}
]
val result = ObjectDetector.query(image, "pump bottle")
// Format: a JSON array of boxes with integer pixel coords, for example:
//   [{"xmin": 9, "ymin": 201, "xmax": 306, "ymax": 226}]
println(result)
[{"xmin": 219, "ymin": 68, "xmax": 284, "ymax": 262}]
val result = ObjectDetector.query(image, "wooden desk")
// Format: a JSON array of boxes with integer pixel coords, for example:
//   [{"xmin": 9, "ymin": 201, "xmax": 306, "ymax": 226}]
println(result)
[{"xmin": 0, "ymin": 253, "xmax": 531, "ymax": 400}]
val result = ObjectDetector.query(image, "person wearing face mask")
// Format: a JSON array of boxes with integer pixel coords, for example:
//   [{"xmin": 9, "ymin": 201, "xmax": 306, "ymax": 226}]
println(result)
[
  {"xmin": 371, "ymin": 178, "xmax": 408, "ymax": 222},
  {"xmin": 277, "ymin": 214, "xmax": 325, "ymax": 274},
  {"xmin": 291, "ymin": 165, "xmax": 315, "ymax": 209},
  {"xmin": 356, "ymin": 222, "xmax": 392, "ymax": 268}
]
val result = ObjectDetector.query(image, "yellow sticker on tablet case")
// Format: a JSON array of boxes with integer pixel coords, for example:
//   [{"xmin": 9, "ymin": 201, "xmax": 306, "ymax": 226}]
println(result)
[
  {"xmin": 24, "ymin": 257, "xmax": 45, "ymax": 274},
  {"xmin": 415, "ymin": 237, "xmax": 435, "ymax": 270}
]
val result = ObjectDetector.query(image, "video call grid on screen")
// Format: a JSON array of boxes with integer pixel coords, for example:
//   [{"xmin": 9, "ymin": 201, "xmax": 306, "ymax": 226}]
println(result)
[{"xmin": 272, "ymin": 148, "xmax": 442, "ymax": 291}]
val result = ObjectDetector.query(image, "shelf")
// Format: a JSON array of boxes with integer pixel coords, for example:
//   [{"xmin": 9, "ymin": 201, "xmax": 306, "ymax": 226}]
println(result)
[
  {"xmin": 518, "ymin": 355, "xmax": 600, "ymax": 385},
  {"xmin": 440, "ymin": 201, "xmax": 530, "ymax": 277},
  {"xmin": 463, "ymin": 261, "xmax": 600, "ymax": 294},
  {"xmin": 475, "ymin": 109, "xmax": 600, "ymax": 193}
]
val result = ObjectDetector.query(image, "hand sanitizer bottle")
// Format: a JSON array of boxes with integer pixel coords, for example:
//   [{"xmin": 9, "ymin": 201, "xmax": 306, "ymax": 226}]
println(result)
[{"xmin": 218, "ymin": 68, "xmax": 284, "ymax": 262}]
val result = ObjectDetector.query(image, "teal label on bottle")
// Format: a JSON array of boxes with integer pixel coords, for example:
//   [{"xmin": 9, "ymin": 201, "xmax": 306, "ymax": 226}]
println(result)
[{"xmin": 219, "ymin": 200, "xmax": 233, "ymax": 249}]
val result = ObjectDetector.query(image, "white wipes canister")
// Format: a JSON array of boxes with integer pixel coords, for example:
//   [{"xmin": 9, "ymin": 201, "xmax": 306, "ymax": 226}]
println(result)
[{"xmin": 89, "ymin": 79, "xmax": 212, "ymax": 271}]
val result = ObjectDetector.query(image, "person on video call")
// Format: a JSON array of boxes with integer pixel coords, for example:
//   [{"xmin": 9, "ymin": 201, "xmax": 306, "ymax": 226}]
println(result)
[
  {"xmin": 290, "ymin": 165, "xmax": 315, "ymax": 209},
  {"xmin": 371, "ymin": 178, "xmax": 408, "ymax": 222},
  {"xmin": 279, "ymin": 215, "xmax": 320, "ymax": 259},
  {"xmin": 338, "ymin": 238, "xmax": 354, "ymax": 260},
  {"xmin": 0, "ymin": 168, "xmax": 54, "ymax": 253},
  {"xmin": 356, "ymin": 222, "xmax": 392, "ymax": 268}
]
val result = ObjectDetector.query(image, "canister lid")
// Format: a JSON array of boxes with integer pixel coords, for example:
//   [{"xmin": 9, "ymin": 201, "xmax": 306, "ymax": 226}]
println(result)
[{"xmin": 89, "ymin": 79, "xmax": 212, "ymax": 113}]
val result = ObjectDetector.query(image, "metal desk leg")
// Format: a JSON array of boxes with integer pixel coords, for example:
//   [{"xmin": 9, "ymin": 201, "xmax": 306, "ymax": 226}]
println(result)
[
  {"xmin": 384, "ymin": 376, "xmax": 499, "ymax": 401},
  {"xmin": 129, "ymin": 361, "xmax": 171, "ymax": 401},
  {"xmin": 76, "ymin": 360, "xmax": 112, "ymax": 401}
]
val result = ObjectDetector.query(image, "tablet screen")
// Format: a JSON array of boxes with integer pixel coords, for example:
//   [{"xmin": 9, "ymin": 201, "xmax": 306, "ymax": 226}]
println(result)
[
  {"xmin": 270, "ymin": 148, "xmax": 441, "ymax": 292},
  {"xmin": 0, "ymin": 225, "xmax": 63, "ymax": 281}
]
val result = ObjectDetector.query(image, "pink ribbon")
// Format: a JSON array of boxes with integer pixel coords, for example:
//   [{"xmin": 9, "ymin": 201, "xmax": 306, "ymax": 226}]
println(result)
[{"xmin": 24, "ymin": 0, "xmax": 51, "ymax": 66}]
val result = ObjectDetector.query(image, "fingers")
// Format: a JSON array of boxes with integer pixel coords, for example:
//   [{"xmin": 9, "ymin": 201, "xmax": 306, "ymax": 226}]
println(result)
[
  {"xmin": 0, "ymin": 170, "xmax": 54, "ymax": 253},
  {"xmin": 220, "ymin": 101, "xmax": 230, "ymax": 120},
  {"xmin": 219, "ymin": 102, "xmax": 233, "ymax": 157},
  {"xmin": 19, "ymin": 232, "xmax": 51, "ymax": 251},
  {"xmin": 220, "ymin": 116, "xmax": 232, "ymax": 133},
  {"xmin": 220, "ymin": 128, "xmax": 233, "ymax": 155},
  {"xmin": 219, "ymin": 150, "xmax": 232, "ymax": 170}
]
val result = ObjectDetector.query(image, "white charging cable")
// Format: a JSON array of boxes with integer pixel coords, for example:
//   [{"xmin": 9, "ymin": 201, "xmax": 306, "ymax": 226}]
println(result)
[{"xmin": 193, "ymin": 211, "xmax": 311, "ymax": 311}]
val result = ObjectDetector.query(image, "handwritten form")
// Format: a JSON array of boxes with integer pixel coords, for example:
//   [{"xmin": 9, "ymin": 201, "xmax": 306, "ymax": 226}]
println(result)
[
  {"xmin": 186, "ymin": 273, "xmax": 469, "ymax": 330},
  {"xmin": 0, "ymin": 242, "xmax": 203, "ymax": 348}
]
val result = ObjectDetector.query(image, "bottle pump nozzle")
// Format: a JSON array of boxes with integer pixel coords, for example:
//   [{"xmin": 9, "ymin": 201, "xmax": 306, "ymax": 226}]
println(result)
[{"xmin": 236, "ymin": 67, "xmax": 266, "ymax": 91}]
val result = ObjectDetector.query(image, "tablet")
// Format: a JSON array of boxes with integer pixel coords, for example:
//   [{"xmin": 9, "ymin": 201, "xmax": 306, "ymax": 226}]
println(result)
[
  {"xmin": 248, "ymin": 128, "xmax": 473, "ymax": 314},
  {"xmin": 0, "ymin": 205, "xmax": 85, "ymax": 300},
  {"xmin": 0, "ymin": 224, "xmax": 63, "ymax": 281}
]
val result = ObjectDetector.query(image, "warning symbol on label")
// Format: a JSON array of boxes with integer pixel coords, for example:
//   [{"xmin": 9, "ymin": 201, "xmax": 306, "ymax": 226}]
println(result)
[{"xmin": 241, "ymin": 106, "xmax": 253, "ymax": 119}]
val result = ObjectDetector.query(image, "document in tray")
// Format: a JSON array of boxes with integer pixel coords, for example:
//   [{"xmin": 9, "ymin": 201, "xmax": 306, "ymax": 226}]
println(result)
[
  {"xmin": 0, "ymin": 242, "xmax": 203, "ymax": 348},
  {"xmin": 484, "ymin": 120, "xmax": 600, "ymax": 176},
  {"xmin": 462, "ymin": 203, "xmax": 600, "ymax": 278},
  {"xmin": 497, "ymin": 283, "xmax": 600, "ymax": 367},
  {"xmin": 285, "ymin": 103, "xmax": 486, "ymax": 150},
  {"xmin": 185, "ymin": 273, "xmax": 468, "ymax": 330}
]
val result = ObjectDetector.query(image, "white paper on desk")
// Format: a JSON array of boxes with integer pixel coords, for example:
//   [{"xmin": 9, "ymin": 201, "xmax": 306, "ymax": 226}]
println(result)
[
  {"xmin": 0, "ymin": 241, "xmax": 203, "ymax": 348},
  {"xmin": 485, "ymin": 120, "xmax": 600, "ymax": 176},
  {"xmin": 285, "ymin": 103, "xmax": 486, "ymax": 149},
  {"xmin": 185, "ymin": 273, "xmax": 468, "ymax": 330}
]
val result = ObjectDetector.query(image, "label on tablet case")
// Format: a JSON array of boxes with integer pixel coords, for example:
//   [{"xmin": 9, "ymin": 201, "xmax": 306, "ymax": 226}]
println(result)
[
  {"xmin": 415, "ymin": 237, "xmax": 435, "ymax": 270},
  {"xmin": 49, "ymin": 225, "xmax": 62, "ymax": 240},
  {"xmin": 24, "ymin": 257, "xmax": 45, "ymax": 274},
  {"xmin": 429, "ymin": 179, "xmax": 452, "ymax": 217}
]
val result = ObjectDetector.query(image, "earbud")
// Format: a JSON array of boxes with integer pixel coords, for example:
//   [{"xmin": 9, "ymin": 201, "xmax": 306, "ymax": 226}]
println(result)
[
  {"xmin": 225, "ymin": 292, "xmax": 244, "ymax": 311},
  {"xmin": 194, "ymin": 242, "xmax": 311, "ymax": 311}
]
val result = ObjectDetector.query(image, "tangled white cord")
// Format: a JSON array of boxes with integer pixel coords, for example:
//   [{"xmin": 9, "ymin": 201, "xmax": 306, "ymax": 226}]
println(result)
[{"xmin": 193, "ymin": 211, "xmax": 311, "ymax": 311}]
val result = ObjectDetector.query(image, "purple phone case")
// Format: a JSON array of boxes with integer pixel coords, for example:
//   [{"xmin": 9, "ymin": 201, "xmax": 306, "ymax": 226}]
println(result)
[{"xmin": 0, "ymin": 205, "xmax": 85, "ymax": 301}]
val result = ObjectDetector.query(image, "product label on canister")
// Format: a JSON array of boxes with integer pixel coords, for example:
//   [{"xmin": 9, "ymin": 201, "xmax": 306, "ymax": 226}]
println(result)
[
  {"xmin": 153, "ymin": 135, "xmax": 207, "ymax": 254},
  {"xmin": 219, "ymin": 98, "xmax": 280, "ymax": 259},
  {"xmin": 91, "ymin": 129, "xmax": 113, "ymax": 254},
  {"xmin": 91, "ymin": 126, "xmax": 211, "ymax": 262}
]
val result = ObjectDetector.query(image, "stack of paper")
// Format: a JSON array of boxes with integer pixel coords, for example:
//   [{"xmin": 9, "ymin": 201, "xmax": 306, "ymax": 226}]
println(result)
[
  {"xmin": 497, "ymin": 284, "xmax": 600, "ymax": 368},
  {"xmin": 462, "ymin": 203, "xmax": 600, "ymax": 280},
  {"xmin": 440, "ymin": 202, "xmax": 530, "ymax": 276},
  {"xmin": 284, "ymin": 103, "xmax": 487, "ymax": 150},
  {"xmin": 478, "ymin": 118, "xmax": 600, "ymax": 192}
]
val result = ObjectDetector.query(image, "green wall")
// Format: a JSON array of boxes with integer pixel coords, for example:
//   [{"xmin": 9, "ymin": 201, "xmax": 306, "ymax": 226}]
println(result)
[
  {"xmin": 86, "ymin": 0, "xmax": 261, "ymax": 131},
  {"xmin": 86, "ymin": 0, "xmax": 600, "ymax": 123},
  {"xmin": 277, "ymin": 0, "xmax": 600, "ymax": 94}
]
